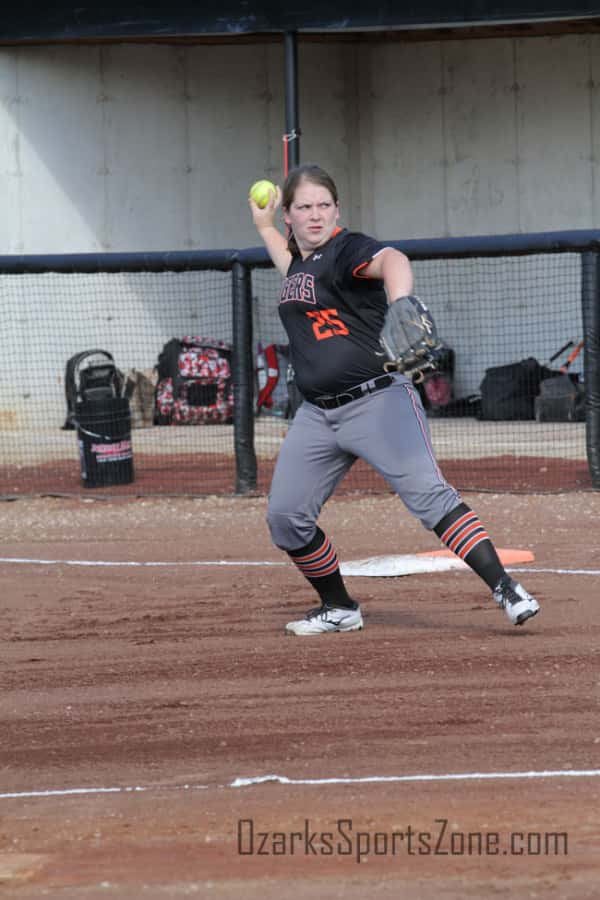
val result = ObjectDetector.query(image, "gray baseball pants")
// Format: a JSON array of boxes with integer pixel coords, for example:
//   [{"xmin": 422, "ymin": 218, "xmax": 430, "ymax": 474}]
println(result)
[{"xmin": 266, "ymin": 373, "xmax": 461, "ymax": 551}]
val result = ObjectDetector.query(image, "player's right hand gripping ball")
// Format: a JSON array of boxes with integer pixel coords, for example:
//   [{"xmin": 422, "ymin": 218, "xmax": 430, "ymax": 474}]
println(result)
[
  {"xmin": 249, "ymin": 179, "xmax": 277, "ymax": 209},
  {"xmin": 380, "ymin": 295, "xmax": 443, "ymax": 381}
]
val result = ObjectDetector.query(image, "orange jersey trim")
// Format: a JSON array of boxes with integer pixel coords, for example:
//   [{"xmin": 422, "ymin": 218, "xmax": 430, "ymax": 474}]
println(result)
[
  {"xmin": 352, "ymin": 260, "xmax": 371, "ymax": 279},
  {"xmin": 352, "ymin": 246, "xmax": 390, "ymax": 279}
]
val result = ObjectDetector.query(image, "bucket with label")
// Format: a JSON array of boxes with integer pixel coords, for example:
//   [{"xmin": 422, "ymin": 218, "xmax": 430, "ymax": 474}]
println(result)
[{"xmin": 76, "ymin": 397, "xmax": 134, "ymax": 488}]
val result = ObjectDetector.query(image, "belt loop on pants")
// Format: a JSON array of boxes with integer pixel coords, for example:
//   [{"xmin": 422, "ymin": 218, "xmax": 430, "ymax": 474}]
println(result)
[{"xmin": 312, "ymin": 374, "xmax": 393, "ymax": 410}]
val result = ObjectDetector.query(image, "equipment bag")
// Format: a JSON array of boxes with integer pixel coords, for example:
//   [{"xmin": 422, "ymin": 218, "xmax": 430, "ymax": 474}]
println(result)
[
  {"xmin": 534, "ymin": 373, "xmax": 585, "ymax": 422},
  {"xmin": 414, "ymin": 343, "xmax": 455, "ymax": 416},
  {"xmin": 155, "ymin": 336, "xmax": 233, "ymax": 425},
  {"xmin": 286, "ymin": 362, "xmax": 304, "ymax": 420},
  {"xmin": 479, "ymin": 357, "xmax": 553, "ymax": 421},
  {"xmin": 62, "ymin": 349, "xmax": 125, "ymax": 430}
]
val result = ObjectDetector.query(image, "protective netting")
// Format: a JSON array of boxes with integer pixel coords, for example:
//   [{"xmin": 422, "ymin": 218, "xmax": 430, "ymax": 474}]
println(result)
[
  {"xmin": 251, "ymin": 252, "xmax": 589, "ymax": 493},
  {"xmin": 0, "ymin": 248, "xmax": 592, "ymax": 497},
  {"xmin": 0, "ymin": 269, "xmax": 234, "ymax": 496}
]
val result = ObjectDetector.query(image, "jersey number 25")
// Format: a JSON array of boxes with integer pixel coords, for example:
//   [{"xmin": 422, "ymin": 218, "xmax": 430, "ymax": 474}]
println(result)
[{"xmin": 306, "ymin": 308, "xmax": 349, "ymax": 341}]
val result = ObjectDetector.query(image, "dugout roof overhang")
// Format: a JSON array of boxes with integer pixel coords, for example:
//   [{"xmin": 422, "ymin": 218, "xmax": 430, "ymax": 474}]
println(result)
[{"xmin": 2, "ymin": 1, "xmax": 600, "ymax": 44}]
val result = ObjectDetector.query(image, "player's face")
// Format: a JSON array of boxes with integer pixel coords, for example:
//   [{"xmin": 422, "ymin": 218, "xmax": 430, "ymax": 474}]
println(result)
[{"xmin": 284, "ymin": 180, "xmax": 340, "ymax": 257}]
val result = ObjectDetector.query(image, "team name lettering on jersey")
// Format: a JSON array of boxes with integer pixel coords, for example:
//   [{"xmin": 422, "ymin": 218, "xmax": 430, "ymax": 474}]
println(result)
[{"xmin": 279, "ymin": 272, "xmax": 317, "ymax": 305}]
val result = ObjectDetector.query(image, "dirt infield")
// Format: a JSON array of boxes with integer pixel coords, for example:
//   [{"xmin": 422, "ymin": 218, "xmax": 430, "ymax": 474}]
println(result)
[
  {"xmin": 1, "ymin": 492, "xmax": 599, "ymax": 898},
  {"xmin": 0, "ymin": 452, "xmax": 593, "ymax": 498},
  {"xmin": 0, "ymin": 413, "xmax": 593, "ymax": 496}
]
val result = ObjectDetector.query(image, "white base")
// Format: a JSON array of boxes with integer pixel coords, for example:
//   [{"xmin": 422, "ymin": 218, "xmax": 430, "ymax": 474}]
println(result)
[{"xmin": 340, "ymin": 554, "xmax": 467, "ymax": 577}]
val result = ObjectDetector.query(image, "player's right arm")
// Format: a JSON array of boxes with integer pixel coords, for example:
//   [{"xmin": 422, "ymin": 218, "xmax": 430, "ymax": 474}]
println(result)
[{"xmin": 249, "ymin": 187, "xmax": 292, "ymax": 277}]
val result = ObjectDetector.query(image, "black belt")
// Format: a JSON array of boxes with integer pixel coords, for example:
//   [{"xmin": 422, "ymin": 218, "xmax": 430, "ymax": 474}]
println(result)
[{"xmin": 312, "ymin": 374, "xmax": 393, "ymax": 409}]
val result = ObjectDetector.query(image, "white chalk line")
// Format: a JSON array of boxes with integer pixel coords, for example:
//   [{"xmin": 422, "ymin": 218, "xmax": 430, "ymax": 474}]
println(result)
[
  {"xmin": 0, "ymin": 557, "xmax": 598, "ymax": 576},
  {"xmin": 0, "ymin": 557, "xmax": 285, "ymax": 568},
  {"xmin": 0, "ymin": 784, "xmax": 209, "ymax": 800},
  {"xmin": 230, "ymin": 769, "xmax": 600, "ymax": 788},
  {"xmin": 3, "ymin": 768, "xmax": 600, "ymax": 801},
  {"xmin": 508, "ymin": 566, "xmax": 600, "ymax": 576}
]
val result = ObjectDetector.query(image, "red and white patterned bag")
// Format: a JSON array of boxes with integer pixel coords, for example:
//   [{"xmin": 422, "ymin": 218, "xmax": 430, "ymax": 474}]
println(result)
[{"xmin": 155, "ymin": 337, "xmax": 233, "ymax": 425}]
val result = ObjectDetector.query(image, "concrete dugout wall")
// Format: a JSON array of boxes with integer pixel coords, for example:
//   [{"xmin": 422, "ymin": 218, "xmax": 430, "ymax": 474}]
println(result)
[
  {"xmin": 2, "ymin": 34, "xmax": 600, "ymax": 253},
  {"xmin": 0, "ymin": 34, "xmax": 592, "ymax": 430}
]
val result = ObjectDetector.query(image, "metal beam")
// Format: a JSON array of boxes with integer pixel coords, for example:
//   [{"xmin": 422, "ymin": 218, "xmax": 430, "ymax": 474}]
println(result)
[{"xmin": 284, "ymin": 31, "xmax": 300, "ymax": 174}]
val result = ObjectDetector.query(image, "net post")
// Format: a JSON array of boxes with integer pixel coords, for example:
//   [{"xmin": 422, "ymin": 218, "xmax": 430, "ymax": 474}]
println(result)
[
  {"xmin": 232, "ymin": 259, "xmax": 257, "ymax": 494},
  {"xmin": 284, "ymin": 31, "xmax": 300, "ymax": 170},
  {"xmin": 582, "ymin": 250, "xmax": 600, "ymax": 489}
]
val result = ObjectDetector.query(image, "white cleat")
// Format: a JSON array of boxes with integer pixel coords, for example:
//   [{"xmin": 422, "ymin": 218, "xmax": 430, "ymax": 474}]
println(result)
[
  {"xmin": 493, "ymin": 576, "xmax": 540, "ymax": 626},
  {"xmin": 285, "ymin": 603, "xmax": 363, "ymax": 636}
]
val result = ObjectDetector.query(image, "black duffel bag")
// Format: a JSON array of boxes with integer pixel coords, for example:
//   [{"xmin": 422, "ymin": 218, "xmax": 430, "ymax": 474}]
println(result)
[{"xmin": 479, "ymin": 357, "xmax": 553, "ymax": 421}]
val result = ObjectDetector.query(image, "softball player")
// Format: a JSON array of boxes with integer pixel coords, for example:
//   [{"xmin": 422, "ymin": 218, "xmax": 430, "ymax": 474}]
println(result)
[{"xmin": 249, "ymin": 164, "xmax": 540, "ymax": 635}]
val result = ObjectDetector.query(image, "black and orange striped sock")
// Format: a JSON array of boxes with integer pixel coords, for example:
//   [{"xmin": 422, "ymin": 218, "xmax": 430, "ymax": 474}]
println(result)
[
  {"xmin": 288, "ymin": 527, "xmax": 356, "ymax": 608},
  {"xmin": 434, "ymin": 503, "xmax": 505, "ymax": 590}
]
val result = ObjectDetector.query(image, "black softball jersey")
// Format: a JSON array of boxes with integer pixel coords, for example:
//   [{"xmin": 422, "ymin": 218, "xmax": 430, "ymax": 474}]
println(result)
[{"xmin": 278, "ymin": 228, "xmax": 390, "ymax": 400}]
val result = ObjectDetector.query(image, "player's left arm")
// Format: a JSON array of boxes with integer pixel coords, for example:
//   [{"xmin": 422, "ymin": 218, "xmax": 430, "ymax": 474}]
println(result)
[{"xmin": 361, "ymin": 248, "xmax": 413, "ymax": 302}]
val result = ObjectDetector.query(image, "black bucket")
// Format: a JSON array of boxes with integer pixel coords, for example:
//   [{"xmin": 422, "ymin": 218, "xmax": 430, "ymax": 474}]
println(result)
[{"xmin": 76, "ymin": 397, "xmax": 134, "ymax": 488}]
